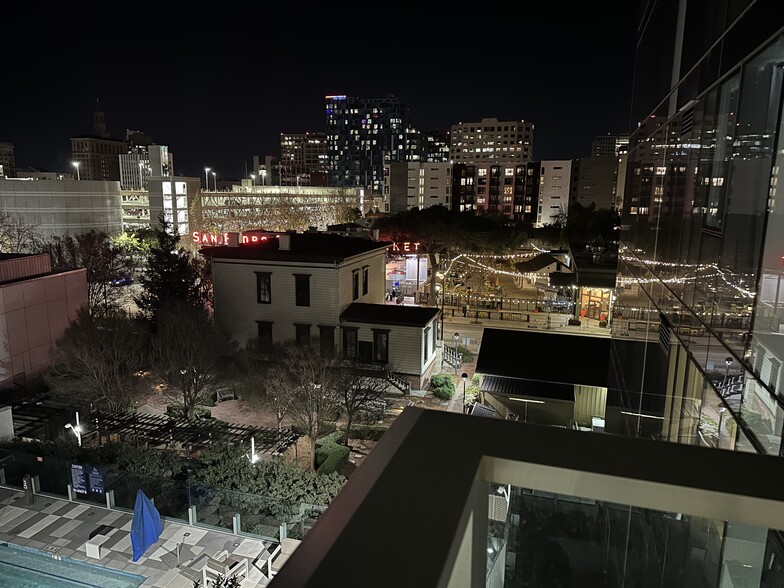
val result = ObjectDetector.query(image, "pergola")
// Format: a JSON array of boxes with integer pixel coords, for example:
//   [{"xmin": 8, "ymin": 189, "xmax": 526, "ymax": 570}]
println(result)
[{"xmin": 81, "ymin": 411, "xmax": 299, "ymax": 458}]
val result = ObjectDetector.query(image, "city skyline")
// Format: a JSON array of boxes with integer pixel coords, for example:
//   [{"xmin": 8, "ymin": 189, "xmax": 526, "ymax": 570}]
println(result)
[{"xmin": 3, "ymin": 4, "xmax": 639, "ymax": 180}]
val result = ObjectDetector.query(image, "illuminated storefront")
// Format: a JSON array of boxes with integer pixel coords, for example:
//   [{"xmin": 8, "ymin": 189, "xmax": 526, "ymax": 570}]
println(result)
[{"xmin": 385, "ymin": 242, "xmax": 428, "ymax": 298}]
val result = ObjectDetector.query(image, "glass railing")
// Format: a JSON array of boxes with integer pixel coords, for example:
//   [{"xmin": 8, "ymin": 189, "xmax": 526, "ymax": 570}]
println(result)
[
  {"xmin": 490, "ymin": 484, "xmax": 778, "ymax": 587},
  {"xmin": 0, "ymin": 449, "xmax": 326, "ymax": 542}
]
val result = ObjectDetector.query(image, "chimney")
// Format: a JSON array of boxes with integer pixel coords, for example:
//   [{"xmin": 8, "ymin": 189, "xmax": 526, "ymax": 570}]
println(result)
[
  {"xmin": 372, "ymin": 228, "xmax": 379, "ymax": 242},
  {"xmin": 279, "ymin": 234, "xmax": 291, "ymax": 251},
  {"xmin": 226, "ymin": 232, "xmax": 239, "ymax": 247}
]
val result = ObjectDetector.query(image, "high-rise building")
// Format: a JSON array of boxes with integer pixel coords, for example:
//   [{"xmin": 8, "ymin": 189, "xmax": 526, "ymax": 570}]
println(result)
[
  {"xmin": 280, "ymin": 132, "xmax": 329, "ymax": 186},
  {"xmin": 383, "ymin": 162, "xmax": 452, "ymax": 212},
  {"xmin": 119, "ymin": 143, "xmax": 173, "ymax": 190},
  {"xmin": 449, "ymin": 118, "xmax": 533, "ymax": 165},
  {"xmin": 421, "ymin": 130, "xmax": 450, "ymax": 163},
  {"xmin": 573, "ymin": 156, "xmax": 620, "ymax": 210},
  {"xmin": 325, "ymin": 95, "xmax": 413, "ymax": 194},
  {"xmin": 591, "ymin": 133, "xmax": 630, "ymax": 157},
  {"xmin": 0, "ymin": 142, "xmax": 15, "ymax": 178},
  {"xmin": 69, "ymin": 107, "xmax": 127, "ymax": 182},
  {"xmin": 535, "ymin": 160, "xmax": 575, "ymax": 227}
]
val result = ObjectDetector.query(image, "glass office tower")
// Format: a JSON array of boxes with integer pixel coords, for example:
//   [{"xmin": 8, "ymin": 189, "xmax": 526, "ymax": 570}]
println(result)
[{"xmin": 614, "ymin": 1, "xmax": 784, "ymax": 456}]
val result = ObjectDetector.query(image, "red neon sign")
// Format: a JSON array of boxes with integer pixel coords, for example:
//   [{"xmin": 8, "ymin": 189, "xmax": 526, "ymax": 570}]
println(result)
[
  {"xmin": 192, "ymin": 231, "xmax": 269, "ymax": 245},
  {"xmin": 192, "ymin": 231, "xmax": 229, "ymax": 245},
  {"xmin": 390, "ymin": 241, "xmax": 421, "ymax": 253}
]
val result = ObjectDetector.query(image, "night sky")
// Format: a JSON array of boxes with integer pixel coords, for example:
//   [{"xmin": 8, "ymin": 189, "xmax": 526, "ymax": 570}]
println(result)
[{"xmin": 3, "ymin": 4, "xmax": 641, "ymax": 181}]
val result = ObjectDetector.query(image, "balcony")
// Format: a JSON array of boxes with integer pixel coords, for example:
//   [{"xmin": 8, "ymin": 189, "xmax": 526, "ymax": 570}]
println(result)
[{"xmin": 269, "ymin": 407, "xmax": 784, "ymax": 587}]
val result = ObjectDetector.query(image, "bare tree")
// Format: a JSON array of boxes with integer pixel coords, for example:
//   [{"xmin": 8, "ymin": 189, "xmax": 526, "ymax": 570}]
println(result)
[
  {"xmin": 0, "ymin": 209, "xmax": 43, "ymax": 253},
  {"xmin": 237, "ymin": 337, "xmax": 293, "ymax": 430},
  {"xmin": 151, "ymin": 301, "xmax": 234, "ymax": 419},
  {"xmin": 44, "ymin": 307, "xmax": 148, "ymax": 412},
  {"xmin": 263, "ymin": 342, "xmax": 340, "ymax": 470},
  {"xmin": 335, "ymin": 361, "xmax": 390, "ymax": 445},
  {"xmin": 41, "ymin": 230, "xmax": 132, "ymax": 314}
]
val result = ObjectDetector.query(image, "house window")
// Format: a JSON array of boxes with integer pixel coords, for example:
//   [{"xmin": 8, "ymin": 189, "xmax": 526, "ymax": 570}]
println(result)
[
  {"xmin": 431, "ymin": 323, "xmax": 437, "ymax": 355},
  {"xmin": 256, "ymin": 321, "xmax": 273, "ymax": 350},
  {"xmin": 294, "ymin": 274, "xmax": 311, "ymax": 307},
  {"xmin": 362, "ymin": 266, "xmax": 369, "ymax": 295},
  {"xmin": 424, "ymin": 327, "xmax": 431, "ymax": 361},
  {"xmin": 319, "ymin": 325, "xmax": 335, "ymax": 358},
  {"xmin": 343, "ymin": 327, "xmax": 358, "ymax": 359},
  {"xmin": 295, "ymin": 323, "xmax": 311, "ymax": 346},
  {"xmin": 373, "ymin": 329, "xmax": 389, "ymax": 364},
  {"xmin": 352, "ymin": 270, "xmax": 360, "ymax": 300},
  {"xmin": 256, "ymin": 272, "xmax": 271, "ymax": 304}
]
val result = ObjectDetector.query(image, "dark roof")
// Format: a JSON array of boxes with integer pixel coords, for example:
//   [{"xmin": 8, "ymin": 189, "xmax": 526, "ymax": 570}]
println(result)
[
  {"xmin": 548, "ymin": 272, "xmax": 577, "ymax": 287},
  {"xmin": 201, "ymin": 232, "xmax": 391, "ymax": 263},
  {"xmin": 480, "ymin": 375, "xmax": 575, "ymax": 401},
  {"xmin": 469, "ymin": 403, "xmax": 499, "ymax": 418},
  {"xmin": 475, "ymin": 328, "xmax": 610, "ymax": 388},
  {"xmin": 340, "ymin": 303, "xmax": 439, "ymax": 327},
  {"xmin": 515, "ymin": 253, "xmax": 561, "ymax": 273}
]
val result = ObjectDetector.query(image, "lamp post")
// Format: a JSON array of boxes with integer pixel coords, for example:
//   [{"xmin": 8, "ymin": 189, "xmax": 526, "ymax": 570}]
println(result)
[
  {"xmin": 65, "ymin": 411, "xmax": 82, "ymax": 446},
  {"xmin": 72, "ymin": 161, "xmax": 80, "ymax": 181},
  {"xmin": 250, "ymin": 173, "xmax": 255, "ymax": 186},
  {"xmin": 212, "ymin": 171, "xmax": 217, "ymax": 191},
  {"xmin": 204, "ymin": 167, "xmax": 210, "ymax": 190},
  {"xmin": 453, "ymin": 330, "xmax": 460, "ymax": 370},
  {"xmin": 261, "ymin": 169, "xmax": 267, "ymax": 185},
  {"xmin": 724, "ymin": 357, "xmax": 733, "ymax": 383},
  {"xmin": 461, "ymin": 372, "xmax": 468, "ymax": 414}
]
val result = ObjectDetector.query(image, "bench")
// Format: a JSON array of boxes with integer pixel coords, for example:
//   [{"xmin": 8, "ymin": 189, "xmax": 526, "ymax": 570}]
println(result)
[{"xmin": 85, "ymin": 525, "xmax": 115, "ymax": 559}]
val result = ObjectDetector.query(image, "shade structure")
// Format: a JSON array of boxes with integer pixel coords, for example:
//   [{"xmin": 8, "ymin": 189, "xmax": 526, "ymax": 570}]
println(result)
[{"xmin": 131, "ymin": 489, "xmax": 163, "ymax": 562}]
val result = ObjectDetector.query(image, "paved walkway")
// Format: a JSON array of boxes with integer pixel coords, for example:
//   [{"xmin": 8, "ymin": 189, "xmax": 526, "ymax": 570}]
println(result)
[{"xmin": 0, "ymin": 485, "xmax": 277, "ymax": 587}]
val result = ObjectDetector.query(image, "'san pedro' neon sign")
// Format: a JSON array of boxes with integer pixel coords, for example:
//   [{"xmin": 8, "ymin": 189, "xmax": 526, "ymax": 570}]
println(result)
[{"xmin": 191, "ymin": 231, "xmax": 269, "ymax": 245}]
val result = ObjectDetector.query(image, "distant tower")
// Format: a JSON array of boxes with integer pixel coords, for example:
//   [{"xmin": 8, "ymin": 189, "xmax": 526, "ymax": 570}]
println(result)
[
  {"xmin": 591, "ymin": 134, "xmax": 629, "ymax": 157},
  {"xmin": 0, "ymin": 142, "xmax": 16, "ymax": 178},
  {"xmin": 70, "ymin": 102, "xmax": 127, "ymax": 181},
  {"xmin": 449, "ymin": 118, "xmax": 534, "ymax": 165},
  {"xmin": 325, "ymin": 95, "xmax": 413, "ymax": 192},
  {"xmin": 93, "ymin": 99, "xmax": 110, "ymax": 139}
]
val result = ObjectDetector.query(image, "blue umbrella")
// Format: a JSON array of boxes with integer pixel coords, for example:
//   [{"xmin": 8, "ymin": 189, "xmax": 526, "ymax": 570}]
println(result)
[{"xmin": 130, "ymin": 489, "xmax": 163, "ymax": 562}]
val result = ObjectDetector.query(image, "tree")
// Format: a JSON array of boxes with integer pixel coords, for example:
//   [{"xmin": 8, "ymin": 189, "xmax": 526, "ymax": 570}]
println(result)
[
  {"xmin": 0, "ymin": 209, "xmax": 42, "ymax": 253},
  {"xmin": 237, "ymin": 337, "xmax": 293, "ymax": 430},
  {"xmin": 134, "ymin": 215, "xmax": 207, "ymax": 322},
  {"xmin": 262, "ymin": 342, "xmax": 341, "ymax": 470},
  {"xmin": 40, "ymin": 230, "xmax": 131, "ymax": 314},
  {"xmin": 150, "ymin": 301, "xmax": 234, "ymax": 420},
  {"xmin": 335, "ymin": 361, "xmax": 390, "ymax": 445},
  {"xmin": 43, "ymin": 307, "xmax": 148, "ymax": 412}
]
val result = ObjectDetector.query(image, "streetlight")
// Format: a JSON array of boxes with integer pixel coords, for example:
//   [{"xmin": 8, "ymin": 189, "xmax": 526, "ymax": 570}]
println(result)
[
  {"xmin": 250, "ymin": 173, "xmax": 255, "ymax": 186},
  {"xmin": 212, "ymin": 171, "xmax": 217, "ymax": 191},
  {"xmin": 461, "ymin": 372, "xmax": 468, "ymax": 414},
  {"xmin": 453, "ymin": 332, "xmax": 460, "ymax": 375},
  {"xmin": 72, "ymin": 161, "xmax": 80, "ymax": 181},
  {"xmin": 204, "ymin": 167, "xmax": 210, "ymax": 190},
  {"xmin": 261, "ymin": 169, "xmax": 267, "ymax": 185},
  {"xmin": 724, "ymin": 357, "xmax": 733, "ymax": 383},
  {"xmin": 65, "ymin": 412, "xmax": 82, "ymax": 446}
]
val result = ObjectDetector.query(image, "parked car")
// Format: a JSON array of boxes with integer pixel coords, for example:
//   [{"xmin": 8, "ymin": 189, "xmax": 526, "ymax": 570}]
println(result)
[{"xmin": 110, "ymin": 275, "xmax": 134, "ymax": 287}]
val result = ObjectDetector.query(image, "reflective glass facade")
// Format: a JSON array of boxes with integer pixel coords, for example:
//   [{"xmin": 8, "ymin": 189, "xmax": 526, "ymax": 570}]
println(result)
[{"xmin": 615, "ymin": 1, "xmax": 784, "ymax": 456}]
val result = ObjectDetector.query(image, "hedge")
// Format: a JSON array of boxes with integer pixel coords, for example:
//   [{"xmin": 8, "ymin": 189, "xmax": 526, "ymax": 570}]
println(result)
[
  {"xmin": 315, "ymin": 432, "xmax": 350, "ymax": 475},
  {"xmin": 430, "ymin": 374, "xmax": 455, "ymax": 400}
]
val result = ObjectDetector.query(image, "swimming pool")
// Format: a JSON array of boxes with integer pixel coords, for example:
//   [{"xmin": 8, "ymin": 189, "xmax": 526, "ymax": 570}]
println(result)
[{"xmin": 0, "ymin": 542, "xmax": 145, "ymax": 587}]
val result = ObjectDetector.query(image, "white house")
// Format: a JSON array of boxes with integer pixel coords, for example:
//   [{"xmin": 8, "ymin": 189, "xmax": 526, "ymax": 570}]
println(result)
[{"xmin": 201, "ymin": 231, "xmax": 441, "ymax": 389}]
